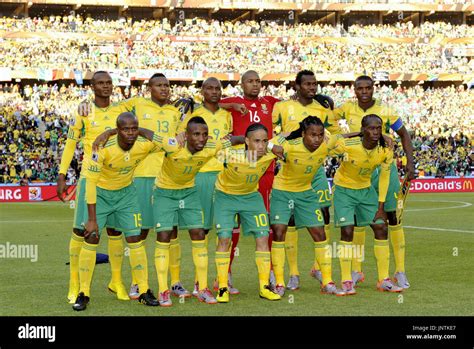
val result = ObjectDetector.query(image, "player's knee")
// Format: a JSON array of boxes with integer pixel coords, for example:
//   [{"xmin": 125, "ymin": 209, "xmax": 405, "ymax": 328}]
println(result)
[
  {"xmin": 72, "ymin": 228, "xmax": 85, "ymax": 237},
  {"xmin": 217, "ymin": 237, "xmax": 231, "ymax": 251},
  {"xmin": 386, "ymin": 211, "xmax": 397, "ymax": 226},
  {"xmin": 372, "ymin": 224, "xmax": 388, "ymax": 240},
  {"xmin": 170, "ymin": 226, "xmax": 178, "ymax": 239},
  {"xmin": 189, "ymin": 229, "xmax": 205, "ymax": 241},
  {"xmin": 126, "ymin": 235, "xmax": 141, "ymax": 244},
  {"xmin": 106, "ymin": 227, "xmax": 122, "ymax": 236},
  {"xmin": 270, "ymin": 225, "xmax": 285, "ymax": 242},
  {"xmin": 139, "ymin": 231, "xmax": 148, "ymax": 241},
  {"xmin": 340, "ymin": 227, "xmax": 353, "ymax": 242},
  {"xmin": 85, "ymin": 235, "xmax": 99, "ymax": 245},
  {"xmin": 157, "ymin": 231, "xmax": 172, "ymax": 243},
  {"xmin": 255, "ymin": 237, "xmax": 270, "ymax": 251}
]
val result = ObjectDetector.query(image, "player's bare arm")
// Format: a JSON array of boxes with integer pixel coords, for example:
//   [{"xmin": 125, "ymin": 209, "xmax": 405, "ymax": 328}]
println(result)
[
  {"xmin": 396, "ymin": 126, "xmax": 415, "ymax": 180},
  {"xmin": 219, "ymin": 102, "xmax": 248, "ymax": 115},
  {"xmin": 56, "ymin": 174, "xmax": 68, "ymax": 202}
]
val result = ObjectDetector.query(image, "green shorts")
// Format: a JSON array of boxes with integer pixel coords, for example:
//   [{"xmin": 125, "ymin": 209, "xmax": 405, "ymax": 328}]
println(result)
[
  {"xmin": 333, "ymin": 185, "xmax": 382, "ymax": 227},
  {"xmin": 133, "ymin": 177, "xmax": 155, "ymax": 229},
  {"xmin": 270, "ymin": 189, "xmax": 324, "ymax": 229},
  {"xmin": 214, "ymin": 190, "xmax": 269, "ymax": 239},
  {"xmin": 82, "ymin": 184, "xmax": 141, "ymax": 237},
  {"xmin": 73, "ymin": 177, "xmax": 87, "ymax": 230},
  {"xmin": 153, "ymin": 186, "xmax": 204, "ymax": 232},
  {"xmin": 371, "ymin": 162, "xmax": 400, "ymax": 212},
  {"xmin": 311, "ymin": 166, "xmax": 331, "ymax": 208},
  {"xmin": 195, "ymin": 171, "xmax": 218, "ymax": 230}
]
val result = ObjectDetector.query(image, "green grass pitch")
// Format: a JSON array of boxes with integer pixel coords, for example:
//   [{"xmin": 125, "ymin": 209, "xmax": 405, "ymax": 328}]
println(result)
[{"xmin": 0, "ymin": 192, "xmax": 473, "ymax": 316}]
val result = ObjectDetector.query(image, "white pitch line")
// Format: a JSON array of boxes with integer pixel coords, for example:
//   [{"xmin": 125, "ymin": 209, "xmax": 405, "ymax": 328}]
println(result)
[
  {"xmin": 404, "ymin": 226, "xmax": 474, "ymax": 234},
  {"xmin": 405, "ymin": 200, "xmax": 472, "ymax": 212}
]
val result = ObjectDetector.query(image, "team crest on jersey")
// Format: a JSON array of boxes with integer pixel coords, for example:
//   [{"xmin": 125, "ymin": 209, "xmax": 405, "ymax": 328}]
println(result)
[
  {"xmin": 70, "ymin": 117, "xmax": 76, "ymax": 126},
  {"xmin": 234, "ymin": 167, "xmax": 239, "ymax": 172},
  {"xmin": 294, "ymin": 159, "xmax": 298, "ymax": 164},
  {"xmin": 124, "ymin": 152, "xmax": 130, "ymax": 162},
  {"xmin": 143, "ymin": 114, "xmax": 151, "ymax": 120},
  {"xmin": 91, "ymin": 121, "xmax": 98, "ymax": 127},
  {"xmin": 261, "ymin": 104, "xmax": 267, "ymax": 111},
  {"xmin": 92, "ymin": 152, "xmax": 99, "ymax": 162},
  {"xmin": 168, "ymin": 138, "xmax": 177, "ymax": 146}
]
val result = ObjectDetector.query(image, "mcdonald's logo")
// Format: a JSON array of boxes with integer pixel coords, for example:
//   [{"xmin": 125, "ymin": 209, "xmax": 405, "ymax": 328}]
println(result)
[{"xmin": 462, "ymin": 180, "xmax": 473, "ymax": 191}]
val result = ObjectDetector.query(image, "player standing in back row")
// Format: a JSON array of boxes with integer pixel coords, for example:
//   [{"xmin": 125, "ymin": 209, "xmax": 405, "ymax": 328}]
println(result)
[
  {"xmin": 221, "ymin": 70, "xmax": 334, "ymax": 290},
  {"xmin": 272, "ymin": 70, "xmax": 335, "ymax": 291},
  {"xmin": 331, "ymin": 76, "xmax": 414, "ymax": 289}
]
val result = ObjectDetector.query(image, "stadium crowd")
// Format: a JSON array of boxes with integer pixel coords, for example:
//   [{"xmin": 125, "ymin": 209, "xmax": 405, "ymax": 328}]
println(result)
[
  {"xmin": 1, "ymin": 17, "xmax": 472, "ymax": 75},
  {"xmin": 0, "ymin": 81, "xmax": 472, "ymax": 184},
  {"xmin": 2, "ymin": 16, "xmax": 473, "ymax": 39},
  {"xmin": 2, "ymin": 36, "xmax": 471, "ymax": 75}
]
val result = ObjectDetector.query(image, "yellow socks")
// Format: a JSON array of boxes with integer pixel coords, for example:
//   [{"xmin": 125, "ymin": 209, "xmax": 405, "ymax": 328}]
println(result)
[
  {"xmin": 314, "ymin": 240, "xmax": 332, "ymax": 285},
  {"xmin": 374, "ymin": 239, "xmax": 390, "ymax": 281},
  {"xmin": 192, "ymin": 240, "xmax": 209, "ymax": 290},
  {"xmin": 324, "ymin": 224, "xmax": 332, "ymax": 242},
  {"xmin": 389, "ymin": 224, "xmax": 405, "ymax": 273},
  {"xmin": 215, "ymin": 251, "xmax": 230, "ymax": 289},
  {"xmin": 128, "ymin": 241, "xmax": 149, "ymax": 294},
  {"xmin": 169, "ymin": 238, "xmax": 181, "ymax": 285},
  {"xmin": 255, "ymin": 251, "xmax": 271, "ymax": 290},
  {"xmin": 108, "ymin": 235, "xmax": 124, "ymax": 284},
  {"xmin": 78, "ymin": 242, "xmax": 97, "ymax": 297},
  {"xmin": 313, "ymin": 225, "xmax": 332, "ymax": 271},
  {"xmin": 155, "ymin": 241, "xmax": 170, "ymax": 293},
  {"xmin": 271, "ymin": 241, "xmax": 286, "ymax": 286},
  {"xmin": 352, "ymin": 226, "xmax": 366, "ymax": 272},
  {"xmin": 194, "ymin": 235, "xmax": 209, "ymax": 284},
  {"xmin": 339, "ymin": 241, "xmax": 352, "ymax": 282},
  {"xmin": 285, "ymin": 226, "xmax": 299, "ymax": 276},
  {"xmin": 69, "ymin": 233, "xmax": 84, "ymax": 289}
]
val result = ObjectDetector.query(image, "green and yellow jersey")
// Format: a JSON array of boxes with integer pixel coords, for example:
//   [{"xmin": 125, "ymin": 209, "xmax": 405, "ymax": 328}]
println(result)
[
  {"xmin": 178, "ymin": 105, "xmax": 233, "ymax": 173},
  {"xmin": 272, "ymin": 100, "xmax": 334, "ymax": 134},
  {"xmin": 156, "ymin": 138, "xmax": 232, "ymax": 190},
  {"xmin": 216, "ymin": 137, "xmax": 284, "ymax": 195},
  {"xmin": 273, "ymin": 134, "xmax": 341, "ymax": 192},
  {"xmin": 330, "ymin": 137, "xmax": 393, "ymax": 202},
  {"xmin": 332, "ymin": 99, "xmax": 404, "ymax": 136},
  {"xmin": 85, "ymin": 133, "xmax": 180, "ymax": 204},
  {"xmin": 59, "ymin": 103, "xmax": 126, "ymax": 176},
  {"xmin": 120, "ymin": 97, "xmax": 181, "ymax": 177}
]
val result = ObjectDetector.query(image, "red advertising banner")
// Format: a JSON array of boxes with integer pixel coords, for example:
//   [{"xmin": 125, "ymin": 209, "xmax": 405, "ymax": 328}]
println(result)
[
  {"xmin": 0, "ymin": 185, "xmax": 76, "ymax": 203},
  {"xmin": 409, "ymin": 178, "xmax": 474, "ymax": 193}
]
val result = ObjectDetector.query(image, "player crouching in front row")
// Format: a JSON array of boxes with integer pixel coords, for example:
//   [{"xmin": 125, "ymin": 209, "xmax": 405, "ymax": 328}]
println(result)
[
  {"xmin": 73, "ymin": 112, "xmax": 186, "ymax": 311},
  {"xmin": 331, "ymin": 114, "xmax": 403, "ymax": 295}
]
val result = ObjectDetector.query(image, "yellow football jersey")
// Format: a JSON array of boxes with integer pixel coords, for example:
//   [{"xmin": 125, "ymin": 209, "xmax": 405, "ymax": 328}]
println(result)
[
  {"xmin": 120, "ymin": 97, "xmax": 181, "ymax": 177},
  {"xmin": 156, "ymin": 138, "xmax": 232, "ymax": 190},
  {"xmin": 333, "ymin": 99, "xmax": 404, "ymax": 135},
  {"xmin": 216, "ymin": 137, "xmax": 284, "ymax": 195},
  {"xmin": 85, "ymin": 135, "xmax": 158, "ymax": 203},
  {"xmin": 331, "ymin": 137, "xmax": 393, "ymax": 202},
  {"xmin": 63, "ymin": 103, "xmax": 126, "ymax": 176},
  {"xmin": 178, "ymin": 105, "xmax": 233, "ymax": 172},
  {"xmin": 272, "ymin": 100, "xmax": 334, "ymax": 133},
  {"xmin": 273, "ymin": 135, "xmax": 341, "ymax": 192}
]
